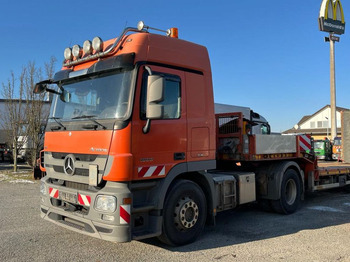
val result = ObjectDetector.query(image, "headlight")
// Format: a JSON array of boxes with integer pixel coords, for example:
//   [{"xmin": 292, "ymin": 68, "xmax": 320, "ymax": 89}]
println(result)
[
  {"xmin": 95, "ymin": 195, "xmax": 117, "ymax": 213},
  {"xmin": 40, "ymin": 182, "xmax": 47, "ymax": 196}
]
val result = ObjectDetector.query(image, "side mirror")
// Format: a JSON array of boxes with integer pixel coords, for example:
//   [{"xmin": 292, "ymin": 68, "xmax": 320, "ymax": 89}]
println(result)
[
  {"xmin": 33, "ymin": 79, "xmax": 54, "ymax": 94},
  {"xmin": 33, "ymin": 83, "xmax": 47, "ymax": 94},
  {"xmin": 60, "ymin": 90, "xmax": 71, "ymax": 103},
  {"xmin": 146, "ymin": 75, "xmax": 165, "ymax": 119}
]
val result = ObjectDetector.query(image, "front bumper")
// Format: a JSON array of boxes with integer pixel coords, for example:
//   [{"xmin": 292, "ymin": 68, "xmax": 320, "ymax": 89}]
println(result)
[{"xmin": 40, "ymin": 176, "xmax": 132, "ymax": 243}]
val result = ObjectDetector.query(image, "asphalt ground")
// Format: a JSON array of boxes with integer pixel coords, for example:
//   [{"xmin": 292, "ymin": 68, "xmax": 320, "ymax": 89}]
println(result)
[{"xmin": 1, "ymin": 178, "xmax": 350, "ymax": 262}]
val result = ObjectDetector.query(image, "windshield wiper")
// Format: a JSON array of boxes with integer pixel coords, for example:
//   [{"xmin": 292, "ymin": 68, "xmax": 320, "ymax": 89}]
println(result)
[
  {"xmin": 71, "ymin": 115, "xmax": 106, "ymax": 130},
  {"xmin": 49, "ymin": 117, "xmax": 66, "ymax": 130}
]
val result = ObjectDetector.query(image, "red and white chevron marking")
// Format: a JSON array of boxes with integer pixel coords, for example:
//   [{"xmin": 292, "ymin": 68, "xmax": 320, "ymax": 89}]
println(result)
[
  {"xmin": 299, "ymin": 134, "xmax": 312, "ymax": 151},
  {"xmin": 49, "ymin": 187, "xmax": 59, "ymax": 199},
  {"xmin": 120, "ymin": 205, "xmax": 131, "ymax": 224},
  {"xmin": 78, "ymin": 193, "xmax": 91, "ymax": 206},
  {"xmin": 138, "ymin": 165, "xmax": 165, "ymax": 178}
]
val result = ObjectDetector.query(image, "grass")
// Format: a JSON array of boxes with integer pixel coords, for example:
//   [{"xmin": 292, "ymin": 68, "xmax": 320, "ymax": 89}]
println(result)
[{"xmin": 0, "ymin": 168, "xmax": 35, "ymax": 183}]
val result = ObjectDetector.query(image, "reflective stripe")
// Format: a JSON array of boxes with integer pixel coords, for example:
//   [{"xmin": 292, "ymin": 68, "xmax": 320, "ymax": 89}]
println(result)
[
  {"xmin": 49, "ymin": 188, "xmax": 59, "ymax": 199},
  {"xmin": 120, "ymin": 205, "xmax": 131, "ymax": 224},
  {"xmin": 138, "ymin": 166, "xmax": 165, "ymax": 178},
  {"xmin": 78, "ymin": 193, "xmax": 91, "ymax": 206}
]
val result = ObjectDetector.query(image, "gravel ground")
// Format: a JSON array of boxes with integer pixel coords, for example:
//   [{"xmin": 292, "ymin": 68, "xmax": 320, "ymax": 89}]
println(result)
[{"xmin": 0, "ymin": 180, "xmax": 350, "ymax": 262}]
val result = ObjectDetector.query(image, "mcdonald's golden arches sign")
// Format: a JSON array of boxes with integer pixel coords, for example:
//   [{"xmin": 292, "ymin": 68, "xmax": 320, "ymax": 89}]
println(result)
[{"xmin": 319, "ymin": 0, "xmax": 346, "ymax": 34}]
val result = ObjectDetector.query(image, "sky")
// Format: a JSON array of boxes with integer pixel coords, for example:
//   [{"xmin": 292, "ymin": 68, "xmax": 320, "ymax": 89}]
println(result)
[{"xmin": 1, "ymin": 0, "xmax": 349, "ymax": 132}]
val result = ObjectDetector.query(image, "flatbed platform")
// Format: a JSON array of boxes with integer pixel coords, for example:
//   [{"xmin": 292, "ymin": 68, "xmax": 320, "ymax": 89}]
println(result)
[
  {"xmin": 317, "ymin": 161, "xmax": 350, "ymax": 168},
  {"xmin": 308, "ymin": 161, "xmax": 350, "ymax": 191}
]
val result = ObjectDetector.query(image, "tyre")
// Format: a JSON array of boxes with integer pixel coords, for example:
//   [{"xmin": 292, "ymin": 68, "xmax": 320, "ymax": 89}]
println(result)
[
  {"xmin": 158, "ymin": 180, "xmax": 207, "ymax": 246},
  {"xmin": 271, "ymin": 169, "xmax": 301, "ymax": 214}
]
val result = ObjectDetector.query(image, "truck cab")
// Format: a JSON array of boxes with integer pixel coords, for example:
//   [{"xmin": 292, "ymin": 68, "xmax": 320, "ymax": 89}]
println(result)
[
  {"xmin": 332, "ymin": 137, "xmax": 342, "ymax": 161},
  {"xmin": 314, "ymin": 139, "xmax": 332, "ymax": 161}
]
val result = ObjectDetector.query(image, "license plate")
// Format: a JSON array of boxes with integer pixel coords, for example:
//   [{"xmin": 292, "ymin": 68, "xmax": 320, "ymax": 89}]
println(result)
[{"xmin": 59, "ymin": 191, "xmax": 77, "ymax": 204}]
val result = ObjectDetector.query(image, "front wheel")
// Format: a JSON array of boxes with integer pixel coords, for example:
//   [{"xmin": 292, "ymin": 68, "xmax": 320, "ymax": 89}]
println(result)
[
  {"xmin": 158, "ymin": 180, "xmax": 207, "ymax": 246},
  {"xmin": 271, "ymin": 169, "xmax": 301, "ymax": 214}
]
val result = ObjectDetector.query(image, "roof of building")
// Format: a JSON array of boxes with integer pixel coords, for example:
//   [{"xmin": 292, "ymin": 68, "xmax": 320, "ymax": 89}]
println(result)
[
  {"xmin": 296, "ymin": 105, "xmax": 350, "ymax": 126},
  {"xmin": 283, "ymin": 105, "xmax": 349, "ymax": 134},
  {"xmin": 283, "ymin": 127, "xmax": 341, "ymax": 135}
]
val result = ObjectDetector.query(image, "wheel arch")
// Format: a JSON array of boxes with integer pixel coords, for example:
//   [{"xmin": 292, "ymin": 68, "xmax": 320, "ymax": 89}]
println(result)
[
  {"xmin": 154, "ymin": 162, "xmax": 217, "ymax": 225},
  {"xmin": 259, "ymin": 161, "xmax": 304, "ymax": 200}
]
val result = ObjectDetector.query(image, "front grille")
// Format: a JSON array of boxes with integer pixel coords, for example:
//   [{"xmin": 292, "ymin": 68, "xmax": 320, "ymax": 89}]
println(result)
[
  {"xmin": 53, "ymin": 165, "xmax": 89, "ymax": 176},
  {"xmin": 65, "ymin": 181, "xmax": 89, "ymax": 190},
  {"xmin": 74, "ymin": 168, "xmax": 89, "ymax": 176},
  {"xmin": 47, "ymin": 152, "xmax": 107, "ymax": 185},
  {"xmin": 53, "ymin": 166, "xmax": 64, "ymax": 173},
  {"xmin": 52, "ymin": 152, "xmax": 98, "ymax": 162}
]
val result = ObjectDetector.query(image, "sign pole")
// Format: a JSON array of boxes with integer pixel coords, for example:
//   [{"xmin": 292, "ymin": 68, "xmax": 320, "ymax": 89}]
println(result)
[
  {"xmin": 329, "ymin": 33, "xmax": 337, "ymax": 140},
  {"xmin": 319, "ymin": 0, "xmax": 345, "ymax": 140}
]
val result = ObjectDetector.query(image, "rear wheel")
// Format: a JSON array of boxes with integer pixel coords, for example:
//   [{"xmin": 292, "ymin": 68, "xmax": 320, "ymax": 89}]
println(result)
[
  {"xmin": 158, "ymin": 180, "xmax": 207, "ymax": 246},
  {"xmin": 271, "ymin": 169, "xmax": 301, "ymax": 214}
]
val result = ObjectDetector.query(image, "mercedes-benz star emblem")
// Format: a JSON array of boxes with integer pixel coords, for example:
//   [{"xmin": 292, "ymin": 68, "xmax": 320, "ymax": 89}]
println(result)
[{"xmin": 64, "ymin": 155, "xmax": 76, "ymax": 176}]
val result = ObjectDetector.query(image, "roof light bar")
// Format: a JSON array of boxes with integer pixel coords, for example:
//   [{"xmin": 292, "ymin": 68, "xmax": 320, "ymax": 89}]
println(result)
[{"xmin": 63, "ymin": 20, "xmax": 178, "ymax": 67}]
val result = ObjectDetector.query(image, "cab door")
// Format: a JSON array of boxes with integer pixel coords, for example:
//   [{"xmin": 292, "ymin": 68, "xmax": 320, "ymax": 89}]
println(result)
[{"xmin": 131, "ymin": 65, "xmax": 187, "ymax": 180}]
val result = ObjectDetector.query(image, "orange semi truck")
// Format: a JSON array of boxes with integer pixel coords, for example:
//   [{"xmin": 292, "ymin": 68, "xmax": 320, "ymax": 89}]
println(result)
[{"xmin": 34, "ymin": 21, "xmax": 350, "ymax": 246}]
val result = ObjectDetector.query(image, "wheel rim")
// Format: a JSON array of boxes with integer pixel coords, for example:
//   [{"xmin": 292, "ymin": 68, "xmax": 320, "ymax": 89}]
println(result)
[
  {"xmin": 285, "ymin": 179, "xmax": 297, "ymax": 205},
  {"xmin": 174, "ymin": 197, "xmax": 199, "ymax": 230}
]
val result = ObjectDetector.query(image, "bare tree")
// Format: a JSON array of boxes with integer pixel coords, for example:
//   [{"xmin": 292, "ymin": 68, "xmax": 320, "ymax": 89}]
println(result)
[
  {"xmin": 1, "ymin": 57, "xmax": 56, "ymax": 171},
  {"xmin": 1, "ymin": 70, "xmax": 27, "ymax": 171},
  {"xmin": 25, "ymin": 57, "xmax": 56, "ymax": 168}
]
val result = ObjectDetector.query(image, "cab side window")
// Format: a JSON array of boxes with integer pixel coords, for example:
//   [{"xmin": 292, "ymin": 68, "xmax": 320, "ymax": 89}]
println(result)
[{"xmin": 140, "ymin": 71, "xmax": 181, "ymax": 120}]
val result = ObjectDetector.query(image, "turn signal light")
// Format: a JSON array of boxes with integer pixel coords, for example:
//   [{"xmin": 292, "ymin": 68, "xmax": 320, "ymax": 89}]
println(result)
[
  {"xmin": 169, "ymin": 28, "xmax": 178, "ymax": 38},
  {"xmin": 123, "ymin": 198, "xmax": 132, "ymax": 205}
]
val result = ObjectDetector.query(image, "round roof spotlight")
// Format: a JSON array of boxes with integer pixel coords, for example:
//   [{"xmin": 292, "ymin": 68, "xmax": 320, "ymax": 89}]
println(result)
[
  {"xmin": 83, "ymin": 40, "xmax": 93, "ymax": 55},
  {"xmin": 64, "ymin": 47, "xmax": 73, "ymax": 61},
  {"xmin": 137, "ymin": 21, "xmax": 145, "ymax": 31},
  {"xmin": 92, "ymin": 37, "xmax": 103, "ymax": 52},
  {"xmin": 72, "ymin": 44, "xmax": 83, "ymax": 59}
]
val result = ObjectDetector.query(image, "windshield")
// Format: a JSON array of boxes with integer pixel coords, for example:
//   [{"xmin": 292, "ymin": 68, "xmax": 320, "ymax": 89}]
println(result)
[
  {"xmin": 314, "ymin": 141, "xmax": 324, "ymax": 150},
  {"xmin": 49, "ymin": 70, "xmax": 133, "ymax": 121},
  {"xmin": 334, "ymin": 138, "xmax": 342, "ymax": 146}
]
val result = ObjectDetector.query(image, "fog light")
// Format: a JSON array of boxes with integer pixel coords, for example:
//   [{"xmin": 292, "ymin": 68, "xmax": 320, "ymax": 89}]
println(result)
[
  {"xmin": 95, "ymin": 195, "xmax": 117, "ymax": 213},
  {"xmin": 102, "ymin": 214, "xmax": 115, "ymax": 221},
  {"xmin": 40, "ymin": 182, "xmax": 47, "ymax": 196}
]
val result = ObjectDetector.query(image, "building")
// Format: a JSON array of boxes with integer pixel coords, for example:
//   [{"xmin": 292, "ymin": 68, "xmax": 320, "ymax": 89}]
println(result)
[{"xmin": 283, "ymin": 105, "xmax": 350, "ymax": 140}]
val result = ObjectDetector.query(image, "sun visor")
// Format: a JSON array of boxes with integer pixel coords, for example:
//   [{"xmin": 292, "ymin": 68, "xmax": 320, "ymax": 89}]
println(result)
[{"xmin": 87, "ymin": 53, "xmax": 135, "ymax": 74}]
